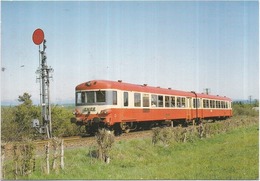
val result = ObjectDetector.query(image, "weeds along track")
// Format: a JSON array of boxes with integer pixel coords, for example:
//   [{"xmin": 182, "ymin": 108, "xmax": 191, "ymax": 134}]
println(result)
[
  {"xmin": 0, "ymin": 121, "xmax": 224, "ymax": 154},
  {"xmin": 2, "ymin": 130, "xmax": 152, "ymax": 158},
  {"xmin": 37, "ymin": 130, "xmax": 152, "ymax": 150},
  {"xmin": 3, "ymin": 116, "xmax": 258, "ymax": 157}
]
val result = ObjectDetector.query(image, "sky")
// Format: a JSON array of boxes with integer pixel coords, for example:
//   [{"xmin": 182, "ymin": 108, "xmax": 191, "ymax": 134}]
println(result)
[{"xmin": 1, "ymin": 1, "xmax": 259, "ymax": 105}]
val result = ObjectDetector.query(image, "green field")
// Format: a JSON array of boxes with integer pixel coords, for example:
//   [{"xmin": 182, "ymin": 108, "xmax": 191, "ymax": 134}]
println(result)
[{"xmin": 16, "ymin": 124, "xmax": 258, "ymax": 180}]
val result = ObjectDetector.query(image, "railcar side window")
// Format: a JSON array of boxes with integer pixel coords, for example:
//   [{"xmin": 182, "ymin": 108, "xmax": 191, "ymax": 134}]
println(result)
[
  {"xmin": 158, "ymin": 95, "xmax": 164, "ymax": 107},
  {"xmin": 177, "ymin": 97, "xmax": 181, "ymax": 107},
  {"xmin": 203, "ymin": 99, "xmax": 209, "ymax": 108},
  {"xmin": 216, "ymin": 101, "xmax": 220, "ymax": 108},
  {"xmin": 124, "ymin": 92, "xmax": 128, "ymax": 107},
  {"xmin": 134, "ymin": 93, "xmax": 141, "ymax": 107},
  {"xmin": 221, "ymin": 101, "xmax": 225, "ymax": 108},
  {"xmin": 210, "ymin": 100, "xmax": 215, "ymax": 108},
  {"xmin": 165, "ymin": 96, "xmax": 170, "ymax": 107},
  {"xmin": 181, "ymin": 97, "xmax": 186, "ymax": 107},
  {"xmin": 76, "ymin": 92, "xmax": 84, "ymax": 104},
  {"xmin": 171, "ymin": 96, "xmax": 176, "ymax": 107},
  {"xmin": 113, "ymin": 91, "xmax": 117, "ymax": 105},
  {"xmin": 151, "ymin": 95, "xmax": 157, "ymax": 107},
  {"xmin": 143, "ymin": 94, "xmax": 150, "ymax": 107},
  {"xmin": 193, "ymin": 98, "xmax": 200, "ymax": 108}
]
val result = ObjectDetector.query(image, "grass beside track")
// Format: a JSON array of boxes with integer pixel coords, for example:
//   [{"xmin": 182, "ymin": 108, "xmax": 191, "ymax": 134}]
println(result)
[{"xmin": 13, "ymin": 124, "xmax": 259, "ymax": 180}]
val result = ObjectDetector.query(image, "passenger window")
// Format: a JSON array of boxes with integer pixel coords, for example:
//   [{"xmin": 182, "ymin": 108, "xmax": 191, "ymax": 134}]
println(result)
[
  {"xmin": 193, "ymin": 98, "xmax": 200, "ymax": 108},
  {"xmin": 151, "ymin": 95, "xmax": 157, "ymax": 107},
  {"xmin": 134, "ymin": 93, "xmax": 141, "ymax": 107},
  {"xmin": 76, "ymin": 92, "xmax": 85, "ymax": 104},
  {"xmin": 177, "ymin": 97, "xmax": 181, "ymax": 107},
  {"xmin": 143, "ymin": 94, "xmax": 150, "ymax": 107},
  {"xmin": 216, "ymin": 101, "xmax": 220, "ymax": 108},
  {"xmin": 221, "ymin": 101, "xmax": 225, "ymax": 108},
  {"xmin": 113, "ymin": 91, "xmax": 117, "ymax": 105},
  {"xmin": 171, "ymin": 96, "xmax": 175, "ymax": 107},
  {"xmin": 210, "ymin": 100, "xmax": 215, "ymax": 108},
  {"xmin": 203, "ymin": 99, "xmax": 209, "ymax": 108},
  {"xmin": 181, "ymin": 97, "xmax": 186, "ymax": 107},
  {"xmin": 158, "ymin": 95, "xmax": 164, "ymax": 107},
  {"xmin": 124, "ymin": 92, "xmax": 128, "ymax": 107},
  {"xmin": 165, "ymin": 96, "xmax": 170, "ymax": 107}
]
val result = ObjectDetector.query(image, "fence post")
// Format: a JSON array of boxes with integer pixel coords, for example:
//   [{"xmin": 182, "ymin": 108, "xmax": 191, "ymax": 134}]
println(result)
[
  {"xmin": 52, "ymin": 138, "xmax": 58, "ymax": 171},
  {"xmin": 1, "ymin": 144, "xmax": 6, "ymax": 179},
  {"xmin": 60, "ymin": 139, "xmax": 64, "ymax": 170},
  {"xmin": 45, "ymin": 142, "xmax": 50, "ymax": 174},
  {"xmin": 13, "ymin": 144, "xmax": 18, "ymax": 180}
]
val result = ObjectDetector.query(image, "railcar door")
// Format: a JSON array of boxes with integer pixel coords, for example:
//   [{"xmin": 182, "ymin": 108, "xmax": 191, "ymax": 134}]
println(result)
[
  {"xmin": 186, "ymin": 97, "xmax": 192, "ymax": 121},
  {"xmin": 199, "ymin": 98, "xmax": 203, "ymax": 119}
]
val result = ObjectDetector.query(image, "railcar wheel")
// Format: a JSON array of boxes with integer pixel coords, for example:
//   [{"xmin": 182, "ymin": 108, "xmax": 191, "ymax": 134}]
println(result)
[
  {"xmin": 85, "ymin": 125, "xmax": 96, "ymax": 136},
  {"xmin": 113, "ymin": 123, "xmax": 123, "ymax": 136},
  {"xmin": 120, "ymin": 122, "xmax": 132, "ymax": 133},
  {"xmin": 124, "ymin": 128, "xmax": 131, "ymax": 133}
]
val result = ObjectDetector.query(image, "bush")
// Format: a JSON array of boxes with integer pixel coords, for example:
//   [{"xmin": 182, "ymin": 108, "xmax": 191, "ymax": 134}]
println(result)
[
  {"xmin": 152, "ymin": 126, "xmax": 198, "ymax": 146},
  {"xmin": 232, "ymin": 103, "xmax": 259, "ymax": 117},
  {"xmin": 95, "ymin": 129, "xmax": 115, "ymax": 163},
  {"xmin": 1, "ymin": 91, "xmax": 80, "ymax": 141},
  {"xmin": 51, "ymin": 105, "xmax": 79, "ymax": 137},
  {"xmin": 152, "ymin": 127, "xmax": 173, "ymax": 146},
  {"xmin": 12, "ymin": 139, "xmax": 36, "ymax": 178},
  {"xmin": 152, "ymin": 117, "xmax": 258, "ymax": 147}
]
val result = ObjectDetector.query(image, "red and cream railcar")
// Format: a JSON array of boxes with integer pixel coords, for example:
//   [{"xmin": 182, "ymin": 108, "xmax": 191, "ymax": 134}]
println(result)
[{"xmin": 71, "ymin": 80, "xmax": 232, "ymax": 134}]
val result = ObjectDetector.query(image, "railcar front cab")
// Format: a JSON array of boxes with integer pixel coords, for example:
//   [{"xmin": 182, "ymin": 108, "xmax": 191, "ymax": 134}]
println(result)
[{"xmin": 71, "ymin": 89, "xmax": 117, "ymax": 133}]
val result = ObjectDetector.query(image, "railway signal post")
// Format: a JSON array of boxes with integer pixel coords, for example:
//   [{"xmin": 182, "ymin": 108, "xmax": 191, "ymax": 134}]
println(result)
[{"xmin": 32, "ymin": 28, "xmax": 54, "ymax": 139}]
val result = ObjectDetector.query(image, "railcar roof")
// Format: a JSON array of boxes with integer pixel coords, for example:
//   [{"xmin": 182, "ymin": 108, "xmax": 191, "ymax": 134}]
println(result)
[{"xmin": 76, "ymin": 80, "xmax": 231, "ymax": 101}]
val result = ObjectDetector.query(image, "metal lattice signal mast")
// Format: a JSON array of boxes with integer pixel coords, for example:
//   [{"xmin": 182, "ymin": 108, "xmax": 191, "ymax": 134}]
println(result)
[
  {"xmin": 36, "ymin": 39, "xmax": 54, "ymax": 138},
  {"xmin": 32, "ymin": 29, "xmax": 53, "ymax": 139}
]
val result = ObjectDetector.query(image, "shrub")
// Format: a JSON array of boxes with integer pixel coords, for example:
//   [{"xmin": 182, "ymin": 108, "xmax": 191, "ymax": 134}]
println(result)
[
  {"xmin": 12, "ymin": 139, "xmax": 36, "ymax": 179},
  {"xmin": 152, "ymin": 126, "xmax": 198, "ymax": 146},
  {"xmin": 232, "ymin": 103, "xmax": 259, "ymax": 117},
  {"xmin": 152, "ymin": 127, "xmax": 173, "ymax": 146},
  {"xmin": 95, "ymin": 129, "xmax": 115, "ymax": 163},
  {"xmin": 51, "ymin": 105, "xmax": 79, "ymax": 137},
  {"xmin": 152, "ymin": 117, "xmax": 258, "ymax": 147}
]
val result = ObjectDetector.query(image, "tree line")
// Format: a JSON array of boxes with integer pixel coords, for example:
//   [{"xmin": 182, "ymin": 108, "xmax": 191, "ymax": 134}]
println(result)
[{"xmin": 1, "ymin": 93, "xmax": 78, "ymax": 142}]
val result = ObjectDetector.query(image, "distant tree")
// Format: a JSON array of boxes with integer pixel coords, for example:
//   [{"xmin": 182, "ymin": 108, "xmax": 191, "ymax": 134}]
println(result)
[
  {"xmin": 18, "ymin": 93, "xmax": 33, "ymax": 106},
  {"xmin": 15, "ymin": 93, "xmax": 40, "ymax": 140},
  {"xmin": 1, "ymin": 93, "xmax": 40, "ymax": 141},
  {"xmin": 253, "ymin": 99, "xmax": 259, "ymax": 107}
]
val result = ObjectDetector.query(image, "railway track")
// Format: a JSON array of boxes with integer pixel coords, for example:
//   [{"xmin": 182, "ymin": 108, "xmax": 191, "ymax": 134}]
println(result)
[
  {"xmin": 34, "ymin": 129, "xmax": 152, "ymax": 148},
  {"xmin": 3, "ymin": 121, "xmax": 205, "ymax": 157}
]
